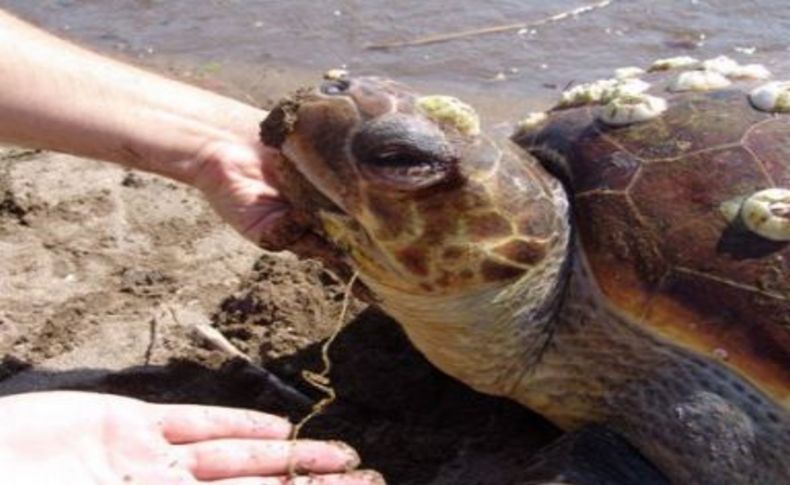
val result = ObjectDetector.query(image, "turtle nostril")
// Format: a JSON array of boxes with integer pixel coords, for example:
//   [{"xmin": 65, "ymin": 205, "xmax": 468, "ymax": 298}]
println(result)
[{"xmin": 321, "ymin": 78, "xmax": 351, "ymax": 95}]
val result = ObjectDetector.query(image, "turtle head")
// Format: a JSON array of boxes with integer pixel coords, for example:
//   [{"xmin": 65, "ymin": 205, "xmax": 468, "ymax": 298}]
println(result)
[
  {"xmin": 261, "ymin": 74, "xmax": 567, "ymax": 298},
  {"xmin": 261, "ymin": 73, "xmax": 570, "ymax": 393},
  {"xmin": 261, "ymin": 74, "xmax": 568, "ymax": 299}
]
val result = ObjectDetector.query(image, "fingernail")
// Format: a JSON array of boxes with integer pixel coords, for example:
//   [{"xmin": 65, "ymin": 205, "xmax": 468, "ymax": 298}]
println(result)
[
  {"xmin": 290, "ymin": 470, "xmax": 387, "ymax": 484},
  {"xmin": 353, "ymin": 470, "xmax": 387, "ymax": 484},
  {"xmin": 329, "ymin": 440, "xmax": 361, "ymax": 470}
]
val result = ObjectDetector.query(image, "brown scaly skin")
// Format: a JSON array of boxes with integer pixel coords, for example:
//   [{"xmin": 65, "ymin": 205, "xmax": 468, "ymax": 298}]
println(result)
[{"xmin": 261, "ymin": 73, "xmax": 789, "ymax": 484}]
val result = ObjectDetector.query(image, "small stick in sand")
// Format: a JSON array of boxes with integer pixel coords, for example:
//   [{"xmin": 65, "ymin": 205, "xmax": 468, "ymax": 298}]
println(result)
[{"xmin": 182, "ymin": 309, "xmax": 315, "ymax": 409}]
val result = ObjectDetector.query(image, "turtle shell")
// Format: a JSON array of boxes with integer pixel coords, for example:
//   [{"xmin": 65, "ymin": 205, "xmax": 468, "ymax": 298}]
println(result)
[{"xmin": 516, "ymin": 69, "xmax": 789, "ymax": 406}]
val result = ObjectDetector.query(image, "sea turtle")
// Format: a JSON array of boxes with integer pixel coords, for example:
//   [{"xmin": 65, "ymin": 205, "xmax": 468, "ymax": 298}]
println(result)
[{"xmin": 259, "ymin": 56, "xmax": 790, "ymax": 484}]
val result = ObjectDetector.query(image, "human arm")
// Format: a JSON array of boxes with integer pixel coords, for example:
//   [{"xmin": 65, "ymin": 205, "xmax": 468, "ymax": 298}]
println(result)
[{"xmin": 0, "ymin": 9, "xmax": 286, "ymax": 244}]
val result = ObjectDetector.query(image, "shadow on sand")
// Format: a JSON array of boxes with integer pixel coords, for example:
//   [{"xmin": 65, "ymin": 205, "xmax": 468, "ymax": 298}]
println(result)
[{"xmin": 0, "ymin": 308, "xmax": 562, "ymax": 484}]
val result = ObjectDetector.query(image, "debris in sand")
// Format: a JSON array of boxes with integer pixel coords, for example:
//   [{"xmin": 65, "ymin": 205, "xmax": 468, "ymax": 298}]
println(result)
[
  {"xmin": 182, "ymin": 308, "xmax": 315, "ymax": 408},
  {"xmin": 290, "ymin": 271, "xmax": 360, "ymax": 443}
]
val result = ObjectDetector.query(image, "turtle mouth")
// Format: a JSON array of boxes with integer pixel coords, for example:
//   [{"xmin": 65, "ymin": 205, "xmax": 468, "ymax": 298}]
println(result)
[{"xmin": 259, "ymin": 96, "xmax": 349, "ymax": 219}]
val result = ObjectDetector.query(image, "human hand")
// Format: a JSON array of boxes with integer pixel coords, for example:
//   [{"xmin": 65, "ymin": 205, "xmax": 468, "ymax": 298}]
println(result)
[
  {"xmin": 190, "ymin": 139, "xmax": 295, "ymax": 246},
  {"xmin": 0, "ymin": 9, "xmax": 326, "ymax": 254},
  {"xmin": 0, "ymin": 391, "xmax": 383, "ymax": 484},
  {"xmin": 190, "ymin": 139, "xmax": 348, "ymax": 271}
]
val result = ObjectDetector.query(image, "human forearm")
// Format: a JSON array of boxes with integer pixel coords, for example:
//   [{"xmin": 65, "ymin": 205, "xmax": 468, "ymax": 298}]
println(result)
[{"xmin": 0, "ymin": 10, "xmax": 265, "ymax": 183}]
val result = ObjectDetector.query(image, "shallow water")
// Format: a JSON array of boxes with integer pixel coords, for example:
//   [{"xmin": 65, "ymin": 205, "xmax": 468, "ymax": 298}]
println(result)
[{"xmin": 3, "ymin": 0, "xmax": 790, "ymax": 122}]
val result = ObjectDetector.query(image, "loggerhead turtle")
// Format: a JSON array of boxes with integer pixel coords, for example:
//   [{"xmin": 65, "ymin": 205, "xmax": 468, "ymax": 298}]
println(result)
[{"xmin": 259, "ymin": 56, "xmax": 790, "ymax": 484}]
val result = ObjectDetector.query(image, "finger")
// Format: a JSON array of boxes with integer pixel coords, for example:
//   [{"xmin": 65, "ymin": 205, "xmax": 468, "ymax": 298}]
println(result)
[
  {"xmin": 183, "ymin": 439, "xmax": 360, "ymax": 480},
  {"xmin": 157, "ymin": 404, "xmax": 292, "ymax": 443},
  {"xmin": 204, "ymin": 470, "xmax": 385, "ymax": 485}
]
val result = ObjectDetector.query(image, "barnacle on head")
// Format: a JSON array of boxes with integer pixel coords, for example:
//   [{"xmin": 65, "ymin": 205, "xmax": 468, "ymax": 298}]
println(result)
[{"xmin": 416, "ymin": 95, "xmax": 480, "ymax": 136}]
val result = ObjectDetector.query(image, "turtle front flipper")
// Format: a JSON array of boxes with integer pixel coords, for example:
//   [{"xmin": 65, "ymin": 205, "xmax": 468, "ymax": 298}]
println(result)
[{"xmin": 522, "ymin": 426, "xmax": 668, "ymax": 485}]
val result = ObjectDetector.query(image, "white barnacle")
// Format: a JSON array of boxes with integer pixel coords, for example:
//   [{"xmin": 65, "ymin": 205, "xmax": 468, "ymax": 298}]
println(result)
[
  {"xmin": 614, "ymin": 66, "xmax": 646, "ymax": 79},
  {"xmin": 701, "ymin": 55, "xmax": 771, "ymax": 80},
  {"xmin": 730, "ymin": 64, "xmax": 772, "ymax": 80},
  {"xmin": 669, "ymin": 70, "xmax": 731, "ymax": 92},
  {"xmin": 557, "ymin": 78, "xmax": 650, "ymax": 108},
  {"xmin": 557, "ymin": 79, "xmax": 619, "ymax": 108},
  {"xmin": 739, "ymin": 188, "xmax": 790, "ymax": 241},
  {"xmin": 749, "ymin": 81, "xmax": 790, "ymax": 113},
  {"xmin": 649, "ymin": 56, "xmax": 700, "ymax": 71},
  {"xmin": 719, "ymin": 197, "xmax": 744, "ymax": 223},
  {"xmin": 517, "ymin": 111, "xmax": 549, "ymax": 131},
  {"xmin": 599, "ymin": 93, "xmax": 668, "ymax": 126},
  {"xmin": 416, "ymin": 95, "xmax": 480, "ymax": 135},
  {"xmin": 604, "ymin": 78, "xmax": 651, "ymax": 101},
  {"xmin": 323, "ymin": 68, "xmax": 349, "ymax": 81},
  {"xmin": 700, "ymin": 55, "xmax": 741, "ymax": 76}
]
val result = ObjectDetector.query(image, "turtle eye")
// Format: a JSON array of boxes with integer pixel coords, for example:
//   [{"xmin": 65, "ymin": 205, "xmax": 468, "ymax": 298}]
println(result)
[
  {"xmin": 366, "ymin": 148, "xmax": 429, "ymax": 168},
  {"xmin": 360, "ymin": 147, "xmax": 456, "ymax": 191},
  {"xmin": 352, "ymin": 115, "xmax": 459, "ymax": 190},
  {"xmin": 321, "ymin": 79, "xmax": 351, "ymax": 95},
  {"xmin": 352, "ymin": 114, "xmax": 453, "ymax": 166}
]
